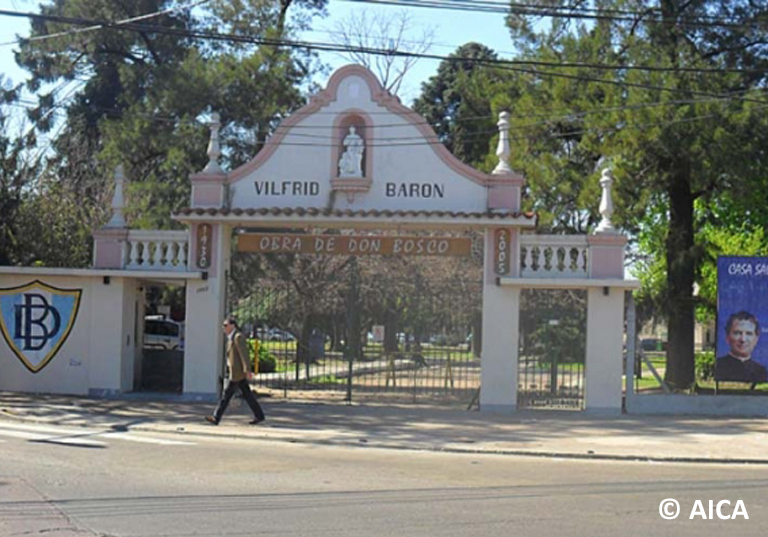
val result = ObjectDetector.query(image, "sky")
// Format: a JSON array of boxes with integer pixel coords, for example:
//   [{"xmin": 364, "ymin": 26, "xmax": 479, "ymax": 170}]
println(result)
[{"xmin": 0, "ymin": 0, "xmax": 516, "ymax": 106}]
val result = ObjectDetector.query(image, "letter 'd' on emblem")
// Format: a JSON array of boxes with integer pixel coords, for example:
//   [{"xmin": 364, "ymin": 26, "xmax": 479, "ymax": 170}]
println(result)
[{"xmin": 0, "ymin": 280, "xmax": 82, "ymax": 373}]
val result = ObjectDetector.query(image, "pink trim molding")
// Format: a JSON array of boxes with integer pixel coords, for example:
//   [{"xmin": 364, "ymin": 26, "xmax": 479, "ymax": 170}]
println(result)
[{"xmin": 226, "ymin": 65, "xmax": 526, "ymax": 190}]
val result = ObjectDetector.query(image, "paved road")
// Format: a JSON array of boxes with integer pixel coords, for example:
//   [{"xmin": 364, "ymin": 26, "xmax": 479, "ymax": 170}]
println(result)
[{"xmin": 2, "ymin": 421, "xmax": 768, "ymax": 537}]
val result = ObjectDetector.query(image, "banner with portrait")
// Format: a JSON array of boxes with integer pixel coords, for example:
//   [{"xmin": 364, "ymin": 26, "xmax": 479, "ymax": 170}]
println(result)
[{"xmin": 716, "ymin": 256, "xmax": 768, "ymax": 383}]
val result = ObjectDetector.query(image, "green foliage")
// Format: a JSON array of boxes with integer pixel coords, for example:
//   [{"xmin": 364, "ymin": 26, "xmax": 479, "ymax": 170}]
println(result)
[
  {"xmin": 248, "ymin": 338, "xmax": 276, "ymax": 373},
  {"xmin": 421, "ymin": 0, "xmax": 768, "ymax": 388},
  {"xmin": 6, "ymin": 0, "xmax": 328, "ymax": 267},
  {"xmin": 412, "ymin": 43, "xmax": 499, "ymax": 167},
  {"xmin": 695, "ymin": 351, "xmax": 715, "ymax": 382},
  {"xmin": 695, "ymin": 219, "xmax": 768, "ymax": 322}
]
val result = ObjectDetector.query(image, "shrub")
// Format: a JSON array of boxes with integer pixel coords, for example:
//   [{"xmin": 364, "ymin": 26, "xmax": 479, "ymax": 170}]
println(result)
[
  {"xmin": 248, "ymin": 339, "xmax": 276, "ymax": 373},
  {"xmin": 695, "ymin": 351, "xmax": 715, "ymax": 381}
]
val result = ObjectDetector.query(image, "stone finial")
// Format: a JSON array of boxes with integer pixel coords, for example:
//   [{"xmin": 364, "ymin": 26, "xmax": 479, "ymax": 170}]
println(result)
[
  {"xmin": 202, "ymin": 112, "xmax": 223, "ymax": 174},
  {"xmin": 492, "ymin": 111, "xmax": 512, "ymax": 175},
  {"xmin": 106, "ymin": 164, "xmax": 126, "ymax": 228},
  {"xmin": 595, "ymin": 168, "xmax": 618, "ymax": 234}
]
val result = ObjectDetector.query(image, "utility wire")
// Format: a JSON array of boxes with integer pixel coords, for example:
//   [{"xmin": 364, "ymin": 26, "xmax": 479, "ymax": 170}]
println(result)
[
  {"xmin": 16, "ymin": 92, "xmax": 752, "ymax": 133},
  {"xmin": 0, "ymin": 9, "xmax": 765, "ymax": 77},
  {"xmin": 343, "ymin": 0, "xmax": 768, "ymax": 29},
  {"xmin": 3, "ymin": 8, "xmax": 768, "ymax": 109},
  {"xmin": 0, "ymin": 0, "xmax": 210, "ymax": 48}
]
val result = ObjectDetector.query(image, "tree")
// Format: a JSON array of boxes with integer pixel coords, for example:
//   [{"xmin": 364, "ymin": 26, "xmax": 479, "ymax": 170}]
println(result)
[
  {"xmin": 489, "ymin": 1, "xmax": 768, "ymax": 389},
  {"xmin": 14, "ymin": 0, "xmax": 328, "ymax": 234},
  {"xmin": 0, "ymin": 90, "xmax": 41, "ymax": 265},
  {"xmin": 330, "ymin": 9, "xmax": 434, "ymax": 96},
  {"xmin": 412, "ymin": 42, "xmax": 500, "ymax": 167}
]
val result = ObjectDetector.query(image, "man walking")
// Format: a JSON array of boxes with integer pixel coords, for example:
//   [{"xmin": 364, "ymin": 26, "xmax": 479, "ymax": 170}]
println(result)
[{"xmin": 206, "ymin": 317, "xmax": 265, "ymax": 425}]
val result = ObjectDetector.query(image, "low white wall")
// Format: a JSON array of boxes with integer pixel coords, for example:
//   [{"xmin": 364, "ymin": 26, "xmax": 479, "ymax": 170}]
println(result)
[
  {"xmin": 0, "ymin": 271, "xmax": 137, "ymax": 396},
  {"xmin": 627, "ymin": 394, "xmax": 768, "ymax": 417}
]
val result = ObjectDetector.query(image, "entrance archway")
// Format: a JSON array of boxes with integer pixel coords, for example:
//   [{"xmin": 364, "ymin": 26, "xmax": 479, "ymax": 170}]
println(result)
[{"xmin": 228, "ymin": 228, "xmax": 484, "ymax": 406}]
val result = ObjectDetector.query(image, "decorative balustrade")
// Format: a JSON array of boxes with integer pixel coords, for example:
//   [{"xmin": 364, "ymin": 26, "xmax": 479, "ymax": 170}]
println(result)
[
  {"xmin": 520, "ymin": 235, "xmax": 588, "ymax": 278},
  {"xmin": 123, "ymin": 230, "xmax": 189, "ymax": 271}
]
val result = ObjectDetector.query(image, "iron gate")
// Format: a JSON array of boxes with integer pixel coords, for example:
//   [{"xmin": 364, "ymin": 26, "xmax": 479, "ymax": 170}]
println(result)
[
  {"xmin": 229, "ymin": 251, "xmax": 483, "ymax": 407},
  {"xmin": 518, "ymin": 288, "xmax": 587, "ymax": 409}
]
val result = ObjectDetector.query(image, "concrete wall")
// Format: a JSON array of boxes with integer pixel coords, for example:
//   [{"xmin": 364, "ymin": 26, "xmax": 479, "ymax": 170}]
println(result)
[{"xmin": 0, "ymin": 272, "xmax": 138, "ymax": 396}]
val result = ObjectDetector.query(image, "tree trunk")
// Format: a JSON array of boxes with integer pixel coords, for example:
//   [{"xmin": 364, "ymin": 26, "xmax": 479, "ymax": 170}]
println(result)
[
  {"xmin": 383, "ymin": 300, "xmax": 398, "ymax": 353},
  {"xmin": 663, "ymin": 167, "xmax": 696, "ymax": 389}
]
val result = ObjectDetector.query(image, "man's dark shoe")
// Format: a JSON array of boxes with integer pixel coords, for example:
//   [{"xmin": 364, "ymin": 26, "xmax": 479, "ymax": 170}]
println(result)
[
  {"xmin": 205, "ymin": 415, "xmax": 218, "ymax": 425},
  {"xmin": 249, "ymin": 418, "xmax": 264, "ymax": 425}
]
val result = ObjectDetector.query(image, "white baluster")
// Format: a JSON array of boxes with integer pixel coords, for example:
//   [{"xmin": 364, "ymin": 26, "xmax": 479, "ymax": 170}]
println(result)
[
  {"xmin": 166, "ymin": 242, "xmax": 176, "ymax": 267},
  {"xmin": 532, "ymin": 247, "xmax": 541, "ymax": 274},
  {"xmin": 177, "ymin": 241, "xmax": 187, "ymax": 269},
  {"xmin": 141, "ymin": 241, "xmax": 151, "ymax": 267},
  {"xmin": 556, "ymin": 247, "xmax": 565, "ymax": 273},
  {"xmin": 129, "ymin": 240, "xmax": 139, "ymax": 268},
  {"xmin": 542, "ymin": 246, "xmax": 551, "ymax": 273},
  {"xmin": 157, "ymin": 241, "xmax": 171, "ymax": 267}
]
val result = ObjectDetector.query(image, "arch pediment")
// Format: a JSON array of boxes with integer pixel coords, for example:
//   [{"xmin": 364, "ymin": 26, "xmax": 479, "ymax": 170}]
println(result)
[{"xmin": 191, "ymin": 65, "xmax": 524, "ymax": 215}]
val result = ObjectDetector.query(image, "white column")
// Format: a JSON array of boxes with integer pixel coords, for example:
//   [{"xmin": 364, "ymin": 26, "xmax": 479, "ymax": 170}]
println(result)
[
  {"xmin": 88, "ymin": 278, "xmax": 128, "ymax": 396},
  {"xmin": 479, "ymin": 229, "xmax": 519, "ymax": 413},
  {"xmin": 182, "ymin": 223, "xmax": 230, "ymax": 399},
  {"xmin": 585, "ymin": 287, "xmax": 625, "ymax": 414}
]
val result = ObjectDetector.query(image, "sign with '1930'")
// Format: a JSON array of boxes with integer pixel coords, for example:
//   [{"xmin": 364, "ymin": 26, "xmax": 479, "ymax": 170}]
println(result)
[{"xmin": 238, "ymin": 234, "xmax": 471, "ymax": 257}]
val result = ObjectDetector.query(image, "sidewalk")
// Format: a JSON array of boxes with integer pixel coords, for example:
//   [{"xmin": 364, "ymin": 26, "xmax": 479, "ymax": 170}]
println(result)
[{"xmin": 2, "ymin": 391, "xmax": 768, "ymax": 464}]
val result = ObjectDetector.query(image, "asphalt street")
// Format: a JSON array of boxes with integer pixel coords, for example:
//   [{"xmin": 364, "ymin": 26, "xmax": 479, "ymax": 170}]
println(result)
[{"xmin": 2, "ymin": 420, "xmax": 768, "ymax": 537}]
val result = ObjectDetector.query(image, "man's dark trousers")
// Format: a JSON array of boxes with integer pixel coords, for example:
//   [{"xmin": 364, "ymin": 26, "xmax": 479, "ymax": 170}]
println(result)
[{"xmin": 213, "ymin": 379, "xmax": 265, "ymax": 423}]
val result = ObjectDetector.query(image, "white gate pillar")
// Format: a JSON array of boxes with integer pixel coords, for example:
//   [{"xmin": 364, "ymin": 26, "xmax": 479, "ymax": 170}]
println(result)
[
  {"xmin": 183, "ymin": 222, "xmax": 230, "ymax": 399},
  {"xmin": 480, "ymin": 226, "xmax": 520, "ymax": 413},
  {"xmin": 585, "ymin": 287, "xmax": 625, "ymax": 413}
]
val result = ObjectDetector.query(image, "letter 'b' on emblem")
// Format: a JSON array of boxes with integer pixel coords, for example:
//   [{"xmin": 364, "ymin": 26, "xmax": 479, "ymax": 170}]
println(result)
[{"xmin": 0, "ymin": 281, "xmax": 82, "ymax": 373}]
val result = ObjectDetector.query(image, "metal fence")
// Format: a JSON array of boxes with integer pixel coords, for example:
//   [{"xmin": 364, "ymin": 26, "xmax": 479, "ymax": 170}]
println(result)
[
  {"xmin": 231, "ymin": 261, "xmax": 483, "ymax": 407},
  {"xmin": 517, "ymin": 289, "xmax": 587, "ymax": 410}
]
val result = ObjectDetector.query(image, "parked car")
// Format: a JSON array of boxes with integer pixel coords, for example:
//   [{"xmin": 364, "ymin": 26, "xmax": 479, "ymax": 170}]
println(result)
[
  {"xmin": 640, "ymin": 338, "xmax": 666, "ymax": 352},
  {"xmin": 256, "ymin": 327, "xmax": 296, "ymax": 341},
  {"xmin": 144, "ymin": 316, "xmax": 183, "ymax": 350}
]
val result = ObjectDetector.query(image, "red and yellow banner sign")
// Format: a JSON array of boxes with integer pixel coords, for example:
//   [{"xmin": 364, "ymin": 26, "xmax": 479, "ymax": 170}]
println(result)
[{"xmin": 238, "ymin": 234, "xmax": 471, "ymax": 256}]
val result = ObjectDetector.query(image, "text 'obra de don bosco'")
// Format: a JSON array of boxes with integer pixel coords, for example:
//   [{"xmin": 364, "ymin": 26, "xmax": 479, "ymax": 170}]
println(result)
[{"xmin": 237, "ymin": 234, "xmax": 471, "ymax": 257}]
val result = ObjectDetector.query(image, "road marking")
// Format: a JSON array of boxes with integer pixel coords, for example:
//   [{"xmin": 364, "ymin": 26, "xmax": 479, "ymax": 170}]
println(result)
[
  {"xmin": 0, "ymin": 428, "xmax": 107, "ymax": 447},
  {"xmin": 0, "ymin": 422, "xmax": 194, "ymax": 446},
  {"xmin": 100, "ymin": 432, "xmax": 193, "ymax": 445}
]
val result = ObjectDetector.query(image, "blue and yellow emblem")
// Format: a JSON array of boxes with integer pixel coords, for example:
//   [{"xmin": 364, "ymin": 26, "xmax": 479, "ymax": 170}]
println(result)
[{"xmin": 0, "ymin": 280, "xmax": 82, "ymax": 373}]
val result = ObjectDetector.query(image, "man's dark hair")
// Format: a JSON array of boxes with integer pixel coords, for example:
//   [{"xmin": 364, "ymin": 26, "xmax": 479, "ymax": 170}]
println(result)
[
  {"xmin": 225, "ymin": 316, "xmax": 239, "ymax": 330},
  {"xmin": 725, "ymin": 311, "xmax": 759, "ymax": 335}
]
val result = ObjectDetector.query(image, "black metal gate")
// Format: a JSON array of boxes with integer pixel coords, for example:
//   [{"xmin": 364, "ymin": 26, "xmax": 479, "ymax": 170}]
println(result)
[
  {"xmin": 229, "ymin": 250, "xmax": 483, "ymax": 407},
  {"xmin": 517, "ymin": 289, "xmax": 587, "ymax": 409}
]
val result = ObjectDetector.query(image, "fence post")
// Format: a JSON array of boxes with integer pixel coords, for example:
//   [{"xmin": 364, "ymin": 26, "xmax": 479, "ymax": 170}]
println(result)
[
  {"xmin": 345, "ymin": 257, "xmax": 360, "ymax": 403},
  {"xmin": 625, "ymin": 291, "xmax": 636, "ymax": 409}
]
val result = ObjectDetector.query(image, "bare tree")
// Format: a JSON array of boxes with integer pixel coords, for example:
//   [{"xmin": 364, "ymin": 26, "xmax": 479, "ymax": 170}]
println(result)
[{"xmin": 331, "ymin": 9, "xmax": 434, "ymax": 96}]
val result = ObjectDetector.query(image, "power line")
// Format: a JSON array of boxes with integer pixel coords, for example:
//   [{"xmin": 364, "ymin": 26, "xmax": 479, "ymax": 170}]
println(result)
[
  {"xmin": 343, "ymin": 0, "xmax": 768, "ymax": 29},
  {"xmin": 17, "ymin": 91, "xmax": 752, "ymax": 135},
  {"xmin": 2, "ymin": 7, "xmax": 767, "ymax": 126},
  {"xmin": 0, "ymin": 1, "xmax": 210, "ymax": 48},
  {"xmin": 1, "ymin": 8, "xmax": 765, "ymax": 77}
]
